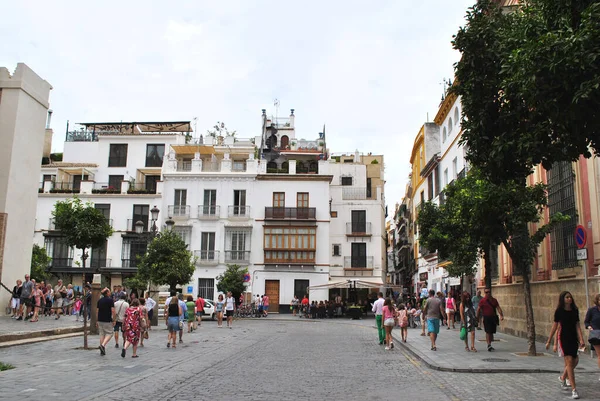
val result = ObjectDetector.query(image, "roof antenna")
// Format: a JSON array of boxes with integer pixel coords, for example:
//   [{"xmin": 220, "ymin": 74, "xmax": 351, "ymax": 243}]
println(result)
[{"xmin": 274, "ymin": 99, "xmax": 280, "ymax": 122}]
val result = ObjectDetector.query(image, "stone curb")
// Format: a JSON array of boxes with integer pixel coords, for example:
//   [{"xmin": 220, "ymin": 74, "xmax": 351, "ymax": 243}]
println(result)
[
  {"xmin": 0, "ymin": 332, "xmax": 83, "ymax": 349},
  {"xmin": 0, "ymin": 326, "xmax": 83, "ymax": 344}
]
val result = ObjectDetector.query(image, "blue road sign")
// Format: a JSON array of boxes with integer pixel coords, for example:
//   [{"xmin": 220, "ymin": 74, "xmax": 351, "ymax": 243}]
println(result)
[
  {"xmin": 575, "ymin": 225, "xmax": 586, "ymax": 249},
  {"xmin": 187, "ymin": 286, "xmax": 193, "ymax": 293}
]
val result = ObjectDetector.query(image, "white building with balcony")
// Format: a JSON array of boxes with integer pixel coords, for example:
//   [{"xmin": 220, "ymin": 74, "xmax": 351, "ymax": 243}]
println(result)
[{"xmin": 33, "ymin": 121, "xmax": 191, "ymax": 289}]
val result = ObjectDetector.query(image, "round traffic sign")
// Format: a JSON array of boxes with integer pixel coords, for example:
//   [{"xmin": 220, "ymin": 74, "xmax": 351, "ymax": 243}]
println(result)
[{"xmin": 575, "ymin": 225, "xmax": 586, "ymax": 249}]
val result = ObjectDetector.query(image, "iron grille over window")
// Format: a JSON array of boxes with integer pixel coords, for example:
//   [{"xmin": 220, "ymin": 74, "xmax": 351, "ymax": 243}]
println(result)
[{"xmin": 547, "ymin": 161, "xmax": 578, "ymax": 270}]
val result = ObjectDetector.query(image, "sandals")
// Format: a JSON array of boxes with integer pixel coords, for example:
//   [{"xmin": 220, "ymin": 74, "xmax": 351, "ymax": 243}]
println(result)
[
  {"xmin": 132, "ymin": 355, "xmax": 139, "ymax": 358},
  {"xmin": 465, "ymin": 346, "xmax": 470, "ymax": 352},
  {"xmin": 471, "ymin": 347, "xmax": 478, "ymax": 352}
]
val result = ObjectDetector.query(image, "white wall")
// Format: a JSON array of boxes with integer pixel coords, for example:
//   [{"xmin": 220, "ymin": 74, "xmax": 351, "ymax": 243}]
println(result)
[{"xmin": 0, "ymin": 64, "xmax": 52, "ymax": 309}]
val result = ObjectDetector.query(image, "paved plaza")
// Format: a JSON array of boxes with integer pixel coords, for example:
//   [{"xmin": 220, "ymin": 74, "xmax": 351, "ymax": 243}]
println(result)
[{"xmin": 1, "ymin": 318, "xmax": 600, "ymax": 400}]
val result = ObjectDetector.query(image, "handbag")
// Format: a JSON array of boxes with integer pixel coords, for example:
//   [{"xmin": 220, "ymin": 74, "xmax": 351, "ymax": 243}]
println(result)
[
  {"xmin": 589, "ymin": 330, "xmax": 600, "ymax": 343},
  {"xmin": 460, "ymin": 326, "xmax": 467, "ymax": 341}
]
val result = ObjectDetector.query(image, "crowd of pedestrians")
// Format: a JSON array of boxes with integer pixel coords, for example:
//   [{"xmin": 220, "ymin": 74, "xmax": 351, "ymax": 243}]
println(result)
[{"xmin": 9, "ymin": 275, "xmax": 91, "ymax": 322}]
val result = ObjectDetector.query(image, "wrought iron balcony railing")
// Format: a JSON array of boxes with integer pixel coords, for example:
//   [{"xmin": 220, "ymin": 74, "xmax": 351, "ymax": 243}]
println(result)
[
  {"xmin": 193, "ymin": 250, "xmax": 220, "ymax": 265},
  {"xmin": 224, "ymin": 250, "xmax": 250, "ymax": 263},
  {"xmin": 264, "ymin": 207, "xmax": 316, "ymax": 220},
  {"xmin": 198, "ymin": 205, "xmax": 220, "ymax": 219}
]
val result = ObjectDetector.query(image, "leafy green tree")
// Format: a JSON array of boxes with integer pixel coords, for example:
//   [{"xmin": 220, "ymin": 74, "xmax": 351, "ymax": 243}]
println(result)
[
  {"xmin": 137, "ymin": 230, "xmax": 195, "ymax": 293},
  {"xmin": 452, "ymin": 0, "xmax": 598, "ymax": 355},
  {"xmin": 52, "ymin": 197, "xmax": 113, "ymax": 348},
  {"xmin": 216, "ymin": 264, "xmax": 248, "ymax": 302},
  {"xmin": 123, "ymin": 275, "xmax": 148, "ymax": 294},
  {"xmin": 30, "ymin": 244, "xmax": 51, "ymax": 283}
]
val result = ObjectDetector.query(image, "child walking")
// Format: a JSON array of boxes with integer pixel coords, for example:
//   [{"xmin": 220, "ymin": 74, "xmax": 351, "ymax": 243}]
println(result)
[{"xmin": 397, "ymin": 303, "xmax": 409, "ymax": 343}]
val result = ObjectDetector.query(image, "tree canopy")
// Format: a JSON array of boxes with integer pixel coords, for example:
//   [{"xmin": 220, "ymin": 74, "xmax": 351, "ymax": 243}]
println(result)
[
  {"xmin": 137, "ymin": 230, "xmax": 195, "ymax": 292},
  {"xmin": 30, "ymin": 244, "xmax": 51, "ymax": 282},
  {"xmin": 216, "ymin": 264, "xmax": 248, "ymax": 301},
  {"xmin": 52, "ymin": 197, "xmax": 113, "ymax": 267},
  {"xmin": 453, "ymin": 0, "xmax": 600, "ymax": 182}
]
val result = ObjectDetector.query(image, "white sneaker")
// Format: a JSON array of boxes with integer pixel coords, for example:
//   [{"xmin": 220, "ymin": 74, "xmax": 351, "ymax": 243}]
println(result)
[
  {"xmin": 384, "ymin": 346, "xmax": 390, "ymax": 350},
  {"xmin": 571, "ymin": 389, "xmax": 579, "ymax": 399},
  {"xmin": 559, "ymin": 376, "xmax": 570, "ymax": 390}
]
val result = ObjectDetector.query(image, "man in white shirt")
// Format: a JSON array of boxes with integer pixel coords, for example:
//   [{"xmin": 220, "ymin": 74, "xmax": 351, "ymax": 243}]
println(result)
[
  {"xmin": 113, "ymin": 294, "xmax": 129, "ymax": 348},
  {"xmin": 144, "ymin": 295, "xmax": 156, "ymax": 331},
  {"xmin": 372, "ymin": 292, "xmax": 385, "ymax": 345},
  {"xmin": 225, "ymin": 291, "xmax": 236, "ymax": 329}
]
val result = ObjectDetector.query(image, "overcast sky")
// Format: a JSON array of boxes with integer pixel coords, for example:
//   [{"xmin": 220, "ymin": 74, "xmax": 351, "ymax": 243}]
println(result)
[{"xmin": 2, "ymin": 0, "xmax": 474, "ymax": 213}]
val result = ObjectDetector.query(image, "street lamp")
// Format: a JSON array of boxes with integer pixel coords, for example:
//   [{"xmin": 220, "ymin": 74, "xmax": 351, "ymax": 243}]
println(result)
[
  {"xmin": 165, "ymin": 217, "xmax": 175, "ymax": 232},
  {"xmin": 134, "ymin": 220, "xmax": 144, "ymax": 235},
  {"xmin": 150, "ymin": 205, "xmax": 160, "ymax": 234}
]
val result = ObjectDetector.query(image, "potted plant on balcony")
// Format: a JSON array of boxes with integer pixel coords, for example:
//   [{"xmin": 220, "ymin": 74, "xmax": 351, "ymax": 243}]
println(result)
[{"xmin": 290, "ymin": 141, "xmax": 297, "ymax": 150}]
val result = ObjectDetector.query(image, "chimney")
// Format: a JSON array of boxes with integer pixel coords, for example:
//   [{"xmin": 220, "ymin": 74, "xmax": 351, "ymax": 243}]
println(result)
[
  {"xmin": 46, "ymin": 109, "xmax": 53, "ymax": 129},
  {"xmin": 289, "ymin": 109, "xmax": 295, "ymax": 128}
]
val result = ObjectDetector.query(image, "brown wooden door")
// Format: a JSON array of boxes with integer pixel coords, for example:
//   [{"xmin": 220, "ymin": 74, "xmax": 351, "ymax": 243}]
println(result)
[{"xmin": 265, "ymin": 280, "xmax": 280, "ymax": 313}]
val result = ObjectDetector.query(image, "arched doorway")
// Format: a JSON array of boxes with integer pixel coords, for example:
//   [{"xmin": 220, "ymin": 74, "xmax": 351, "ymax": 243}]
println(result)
[
  {"xmin": 267, "ymin": 161, "xmax": 277, "ymax": 172},
  {"xmin": 280, "ymin": 135, "xmax": 289, "ymax": 149}
]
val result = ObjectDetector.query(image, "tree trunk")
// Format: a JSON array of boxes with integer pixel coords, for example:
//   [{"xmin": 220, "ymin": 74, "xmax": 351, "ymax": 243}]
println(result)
[
  {"xmin": 484, "ymin": 242, "xmax": 492, "ymax": 292},
  {"xmin": 521, "ymin": 266, "xmax": 537, "ymax": 356}
]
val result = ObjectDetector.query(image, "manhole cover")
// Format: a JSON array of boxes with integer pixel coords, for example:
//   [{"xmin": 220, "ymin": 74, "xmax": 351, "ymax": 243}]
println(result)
[{"xmin": 482, "ymin": 358, "xmax": 510, "ymax": 362}]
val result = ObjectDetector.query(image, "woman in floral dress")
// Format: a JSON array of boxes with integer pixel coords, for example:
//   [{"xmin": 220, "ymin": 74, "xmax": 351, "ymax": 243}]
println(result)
[{"xmin": 121, "ymin": 298, "xmax": 141, "ymax": 358}]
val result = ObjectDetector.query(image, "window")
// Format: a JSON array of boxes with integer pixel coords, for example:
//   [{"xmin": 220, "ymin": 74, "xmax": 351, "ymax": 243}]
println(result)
[
  {"xmin": 297, "ymin": 192, "xmax": 309, "ymax": 208},
  {"xmin": 452, "ymin": 157, "xmax": 458, "ymax": 179},
  {"xmin": 95, "ymin": 204, "xmax": 111, "ymax": 220},
  {"xmin": 454, "ymin": 107, "xmax": 459, "ymax": 128},
  {"xmin": 444, "ymin": 168, "xmax": 448, "ymax": 186},
  {"xmin": 108, "ymin": 144, "xmax": 127, "ymax": 167},
  {"xmin": 434, "ymin": 165, "xmax": 440, "ymax": 197},
  {"xmin": 44, "ymin": 236, "xmax": 72, "ymax": 268},
  {"xmin": 341, "ymin": 176, "xmax": 353, "ymax": 186},
  {"xmin": 448, "ymin": 117, "xmax": 453, "ymax": 133},
  {"xmin": 90, "ymin": 240, "xmax": 108, "ymax": 269},
  {"xmin": 173, "ymin": 226, "xmax": 192, "ymax": 247},
  {"xmin": 173, "ymin": 189, "xmax": 187, "ymax": 216},
  {"xmin": 273, "ymin": 192, "xmax": 285, "ymax": 207},
  {"xmin": 72, "ymin": 175, "xmax": 88, "ymax": 192},
  {"xmin": 427, "ymin": 174, "xmax": 434, "ymax": 201},
  {"xmin": 198, "ymin": 278, "xmax": 214, "ymax": 300},
  {"xmin": 225, "ymin": 230, "xmax": 250, "ymax": 261},
  {"xmin": 294, "ymin": 279, "xmax": 310, "ymax": 299},
  {"xmin": 366, "ymin": 178, "xmax": 372, "ymax": 198},
  {"xmin": 548, "ymin": 161, "xmax": 578, "ymax": 269},
  {"xmin": 420, "ymin": 190, "xmax": 425, "ymax": 205},
  {"xmin": 145, "ymin": 144, "xmax": 165, "ymax": 167},
  {"xmin": 350, "ymin": 243, "xmax": 367, "ymax": 268},
  {"xmin": 43, "ymin": 174, "xmax": 55, "ymax": 182},
  {"xmin": 442, "ymin": 127, "xmax": 447, "ymax": 142},
  {"xmin": 132, "ymin": 204, "xmax": 149, "ymax": 232},
  {"xmin": 233, "ymin": 190, "xmax": 247, "ymax": 215},
  {"xmin": 200, "ymin": 232, "xmax": 216, "ymax": 260},
  {"xmin": 121, "ymin": 238, "xmax": 147, "ymax": 268},
  {"xmin": 264, "ymin": 227, "xmax": 316, "ymax": 263},
  {"xmin": 145, "ymin": 175, "xmax": 160, "ymax": 193},
  {"xmin": 202, "ymin": 189, "xmax": 217, "ymax": 215},
  {"xmin": 108, "ymin": 175, "xmax": 123, "ymax": 190},
  {"xmin": 332, "ymin": 244, "xmax": 341, "ymax": 257},
  {"xmin": 351, "ymin": 210, "xmax": 366, "ymax": 233}
]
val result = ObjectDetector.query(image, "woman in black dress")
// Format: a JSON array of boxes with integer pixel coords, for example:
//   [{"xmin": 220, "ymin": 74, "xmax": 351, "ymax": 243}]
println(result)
[{"xmin": 546, "ymin": 291, "xmax": 585, "ymax": 400}]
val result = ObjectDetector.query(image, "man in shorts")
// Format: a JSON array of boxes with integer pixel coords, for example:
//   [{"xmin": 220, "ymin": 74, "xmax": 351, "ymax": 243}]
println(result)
[
  {"xmin": 113, "ymin": 294, "xmax": 129, "ymax": 348},
  {"xmin": 144, "ymin": 294, "xmax": 156, "ymax": 330},
  {"xmin": 477, "ymin": 287, "xmax": 504, "ymax": 351},
  {"xmin": 53, "ymin": 279, "xmax": 67, "ymax": 319},
  {"xmin": 424, "ymin": 289, "xmax": 447, "ymax": 351},
  {"xmin": 18, "ymin": 275, "xmax": 34, "ymax": 320},
  {"xmin": 96, "ymin": 288, "xmax": 115, "ymax": 356}
]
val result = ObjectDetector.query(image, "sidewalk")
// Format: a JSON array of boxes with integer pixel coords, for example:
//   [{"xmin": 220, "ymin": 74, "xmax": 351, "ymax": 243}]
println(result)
[
  {"xmin": 0, "ymin": 314, "xmax": 84, "ymax": 346},
  {"xmin": 391, "ymin": 323, "xmax": 599, "ymax": 374}
]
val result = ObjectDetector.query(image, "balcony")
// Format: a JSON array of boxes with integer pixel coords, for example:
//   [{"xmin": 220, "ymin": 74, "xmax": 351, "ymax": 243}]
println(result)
[
  {"xmin": 128, "ymin": 183, "xmax": 157, "ymax": 194},
  {"xmin": 49, "ymin": 258, "xmax": 73, "ymax": 268},
  {"xmin": 121, "ymin": 259, "xmax": 141, "ymax": 268},
  {"xmin": 168, "ymin": 205, "xmax": 191, "ymax": 218},
  {"xmin": 232, "ymin": 162, "xmax": 246, "ymax": 172},
  {"xmin": 224, "ymin": 250, "xmax": 250, "ymax": 263},
  {"xmin": 89, "ymin": 258, "xmax": 112, "ymax": 269},
  {"xmin": 198, "ymin": 205, "xmax": 220, "ymax": 219},
  {"xmin": 264, "ymin": 207, "xmax": 316, "ymax": 220},
  {"xmin": 228, "ymin": 205, "xmax": 251, "ymax": 218},
  {"xmin": 92, "ymin": 182, "xmax": 121, "ymax": 194},
  {"xmin": 342, "ymin": 188, "xmax": 367, "ymax": 200},
  {"xmin": 344, "ymin": 256, "xmax": 374, "ymax": 269},
  {"xmin": 177, "ymin": 161, "xmax": 192, "ymax": 172},
  {"xmin": 264, "ymin": 251, "xmax": 315, "ymax": 265},
  {"xmin": 193, "ymin": 250, "xmax": 220, "ymax": 265},
  {"xmin": 202, "ymin": 161, "xmax": 221, "ymax": 172},
  {"xmin": 126, "ymin": 218, "xmax": 151, "ymax": 232},
  {"xmin": 346, "ymin": 222, "xmax": 372, "ymax": 236},
  {"xmin": 50, "ymin": 182, "xmax": 80, "ymax": 194}
]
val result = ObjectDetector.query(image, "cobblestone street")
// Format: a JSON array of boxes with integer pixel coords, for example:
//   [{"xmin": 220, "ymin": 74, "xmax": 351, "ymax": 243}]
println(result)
[{"xmin": 1, "ymin": 319, "xmax": 599, "ymax": 400}]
